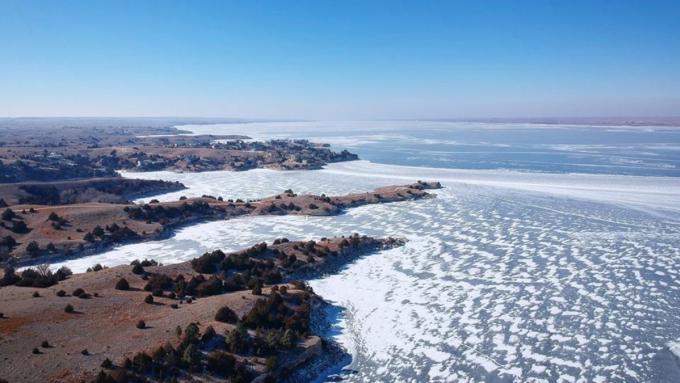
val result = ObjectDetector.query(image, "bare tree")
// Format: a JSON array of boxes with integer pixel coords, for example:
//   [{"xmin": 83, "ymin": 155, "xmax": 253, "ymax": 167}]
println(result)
[{"xmin": 36, "ymin": 263, "xmax": 52, "ymax": 278}]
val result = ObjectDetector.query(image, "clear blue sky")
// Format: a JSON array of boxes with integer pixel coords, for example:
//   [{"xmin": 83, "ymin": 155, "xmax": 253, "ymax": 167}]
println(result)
[{"xmin": 1, "ymin": 0, "xmax": 679, "ymax": 119}]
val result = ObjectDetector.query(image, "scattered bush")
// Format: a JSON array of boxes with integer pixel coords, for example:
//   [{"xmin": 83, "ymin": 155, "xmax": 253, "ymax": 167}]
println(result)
[
  {"xmin": 64, "ymin": 304, "xmax": 74, "ymax": 313},
  {"xmin": 41, "ymin": 340, "xmax": 50, "ymax": 348},
  {"xmin": 32, "ymin": 348, "xmax": 40, "ymax": 355},
  {"xmin": 32, "ymin": 291, "xmax": 40, "ymax": 298},
  {"xmin": 0, "ymin": 235, "xmax": 17, "ymax": 250},
  {"xmin": 72, "ymin": 288, "xmax": 85, "ymax": 297},
  {"xmin": 56, "ymin": 289, "xmax": 66, "ymax": 297},
  {"xmin": 143, "ymin": 273, "xmax": 173, "ymax": 292},
  {"xmin": 184, "ymin": 323, "xmax": 200, "ymax": 342},
  {"xmin": 2, "ymin": 208, "xmax": 16, "ymax": 221},
  {"xmin": 215, "ymin": 306, "xmax": 238, "ymax": 323},
  {"xmin": 56, "ymin": 266, "xmax": 72, "ymax": 280},
  {"xmin": 92, "ymin": 225, "xmax": 105, "ymax": 238},
  {"xmin": 206, "ymin": 351, "xmax": 236, "ymax": 375},
  {"xmin": 86, "ymin": 264, "xmax": 104, "ymax": 272},
  {"xmin": 144, "ymin": 294, "xmax": 154, "ymax": 304},
  {"xmin": 225, "ymin": 325, "xmax": 251, "ymax": 353},
  {"xmin": 115, "ymin": 278, "xmax": 129, "ymax": 290},
  {"xmin": 131, "ymin": 263, "xmax": 144, "ymax": 275},
  {"xmin": 101, "ymin": 358, "xmax": 113, "ymax": 369},
  {"xmin": 136, "ymin": 320, "xmax": 146, "ymax": 329},
  {"xmin": 26, "ymin": 241, "xmax": 40, "ymax": 256},
  {"xmin": 201, "ymin": 325, "xmax": 216, "ymax": 342},
  {"xmin": 190, "ymin": 249, "xmax": 225, "ymax": 273},
  {"xmin": 181, "ymin": 344, "xmax": 202, "ymax": 370},
  {"xmin": 0, "ymin": 267, "xmax": 20, "ymax": 286},
  {"xmin": 11, "ymin": 220, "xmax": 29, "ymax": 234}
]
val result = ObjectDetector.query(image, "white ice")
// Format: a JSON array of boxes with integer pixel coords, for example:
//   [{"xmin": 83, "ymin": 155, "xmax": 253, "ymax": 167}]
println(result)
[{"xmin": 51, "ymin": 159, "xmax": 680, "ymax": 382}]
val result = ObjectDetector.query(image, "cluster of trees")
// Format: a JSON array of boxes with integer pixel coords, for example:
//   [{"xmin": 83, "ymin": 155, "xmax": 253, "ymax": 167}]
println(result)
[
  {"xmin": 2, "ymin": 208, "xmax": 16, "ymax": 221},
  {"xmin": 338, "ymin": 233, "xmax": 377, "ymax": 251},
  {"xmin": 278, "ymin": 252, "xmax": 300, "ymax": 268},
  {"xmin": 143, "ymin": 273, "xmax": 173, "ymax": 295},
  {"xmin": 219, "ymin": 289, "xmax": 310, "ymax": 363},
  {"xmin": 94, "ymin": 322, "xmax": 254, "ymax": 383},
  {"xmin": 272, "ymin": 237, "xmax": 290, "ymax": 245},
  {"xmin": 129, "ymin": 258, "xmax": 158, "ymax": 275},
  {"xmin": 190, "ymin": 246, "xmax": 283, "ymax": 293},
  {"xmin": 191, "ymin": 243, "xmax": 268, "ymax": 273},
  {"xmin": 124, "ymin": 201, "xmax": 214, "ymax": 224},
  {"xmin": 47, "ymin": 211, "xmax": 68, "ymax": 230},
  {"xmin": 260, "ymin": 201, "xmax": 302, "ymax": 214},
  {"xmin": 117, "ymin": 269, "xmax": 238, "ymax": 300},
  {"xmin": 86, "ymin": 263, "xmax": 106, "ymax": 273},
  {"xmin": 0, "ymin": 264, "xmax": 72, "ymax": 288},
  {"xmin": 242, "ymin": 291, "xmax": 310, "ymax": 334},
  {"xmin": 188, "ymin": 238, "xmax": 377, "ymax": 296},
  {"xmin": 18, "ymin": 185, "xmax": 61, "ymax": 205},
  {"xmin": 84, "ymin": 223, "xmax": 139, "ymax": 243},
  {"xmin": 208, "ymin": 290, "xmax": 311, "ymax": 377},
  {"xmin": 0, "ymin": 235, "xmax": 17, "ymax": 258},
  {"xmin": 72, "ymin": 287, "xmax": 91, "ymax": 299},
  {"xmin": 1, "ymin": 208, "xmax": 29, "ymax": 234},
  {"xmin": 223, "ymin": 321, "xmax": 296, "ymax": 363},
  {"xmin": 276, "ymin": 240, "xmax": 333, "ymax": 269}
]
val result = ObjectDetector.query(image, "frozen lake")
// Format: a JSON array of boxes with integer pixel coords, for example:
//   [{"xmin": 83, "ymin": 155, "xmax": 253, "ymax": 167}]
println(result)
[{"xmin": 54, "ymin": 122, "xmax": 680, "ymax": 382}]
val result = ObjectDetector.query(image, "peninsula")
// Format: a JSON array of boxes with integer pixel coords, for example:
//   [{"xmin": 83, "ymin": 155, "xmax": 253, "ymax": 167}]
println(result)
[
  {"xmin": 0, "ymin": 235, "xmax": 404, "ymax": 382},
  {"xmin": 1, "ymin": 181, "xmax": 441, "ymax": 266}
]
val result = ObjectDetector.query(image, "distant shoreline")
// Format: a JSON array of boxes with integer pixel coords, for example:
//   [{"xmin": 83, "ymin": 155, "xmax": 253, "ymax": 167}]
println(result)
[
  {"xmin": 2, "ymin": 116, "xmax": 679, "ymax": 130},
  {"xmin": 394, "ymin": 116, "xmax": 680, "ymax": 128}
]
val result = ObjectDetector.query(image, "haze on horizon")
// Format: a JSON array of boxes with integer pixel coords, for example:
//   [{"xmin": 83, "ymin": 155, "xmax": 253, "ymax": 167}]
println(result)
[{"xmin": 1, "ymin": 0, "xmax": 679, "ymax": 121}]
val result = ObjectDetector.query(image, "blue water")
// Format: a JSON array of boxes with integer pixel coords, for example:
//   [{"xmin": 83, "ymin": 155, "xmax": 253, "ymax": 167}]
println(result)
[{"xmin": 188, "ymin": 121, "xmax": 680, "ymax": 177}]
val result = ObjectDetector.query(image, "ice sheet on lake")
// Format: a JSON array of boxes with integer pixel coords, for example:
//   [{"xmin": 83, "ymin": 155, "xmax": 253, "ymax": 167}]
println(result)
[{"xmin": 58, "ymin": 160, "xmax": 680, "ymax": 382}]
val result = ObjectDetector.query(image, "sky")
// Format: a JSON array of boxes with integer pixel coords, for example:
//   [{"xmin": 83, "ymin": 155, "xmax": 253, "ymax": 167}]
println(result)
[{"xmin": 1, "ymin": 0, "xmax": 679, "ymax": 120}]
